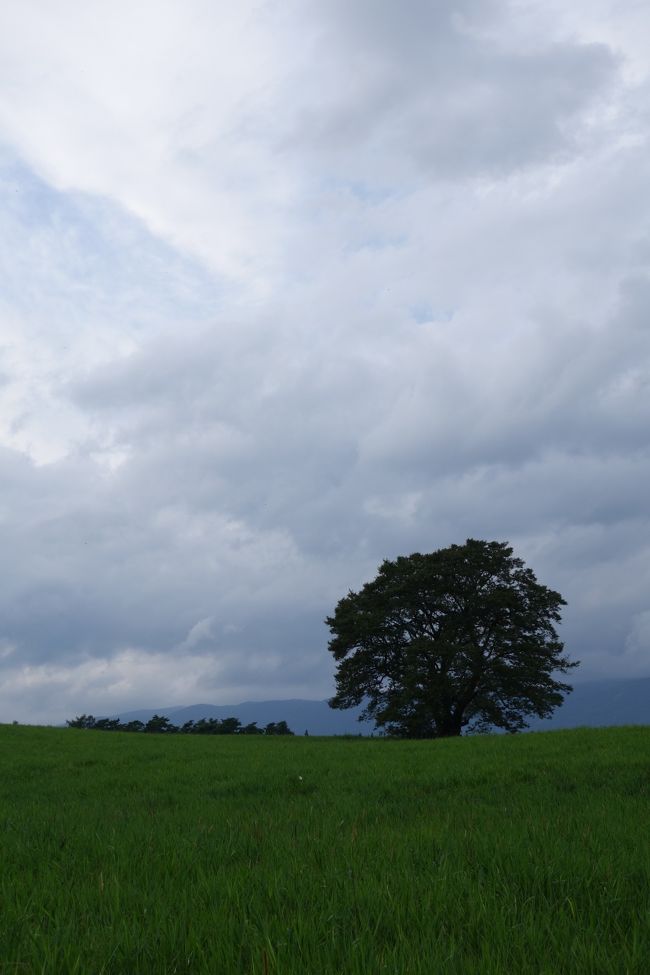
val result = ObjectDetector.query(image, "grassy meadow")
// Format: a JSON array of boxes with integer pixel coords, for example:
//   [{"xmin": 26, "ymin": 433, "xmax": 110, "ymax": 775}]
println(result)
[{"xmin": 1, "ymin": 723, "xmax": 649, "ymax": 974}]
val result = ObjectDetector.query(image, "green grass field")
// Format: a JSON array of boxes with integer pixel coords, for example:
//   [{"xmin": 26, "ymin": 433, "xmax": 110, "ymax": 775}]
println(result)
[{"xmin": 1, "ymin": 724, "xmax": 649, "ymax": 974}]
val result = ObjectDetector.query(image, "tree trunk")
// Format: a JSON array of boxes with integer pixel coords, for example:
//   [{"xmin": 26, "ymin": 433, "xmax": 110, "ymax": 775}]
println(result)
[{"xmin": 437, "ymin": 713, "xmax": 463, "ymax": 737}]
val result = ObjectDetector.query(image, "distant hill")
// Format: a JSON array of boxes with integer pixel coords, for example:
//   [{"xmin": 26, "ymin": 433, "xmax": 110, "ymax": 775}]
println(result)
[
  {"xmin": 114, "ymin": 699, "xmax": 376, "ymax": 736},
  {"xmin": 527, "ymin": 676, "xmax": 650, "ymax": 731},
  {"xmin": 112, "ymin": 678, "xmax": 650, "ymax": 735}
]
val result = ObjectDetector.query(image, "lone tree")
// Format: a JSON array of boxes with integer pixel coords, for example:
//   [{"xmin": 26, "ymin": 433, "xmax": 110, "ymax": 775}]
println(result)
[{"xmin": 327, "ymin": 539, "xmax": 578, "ymax": 738}]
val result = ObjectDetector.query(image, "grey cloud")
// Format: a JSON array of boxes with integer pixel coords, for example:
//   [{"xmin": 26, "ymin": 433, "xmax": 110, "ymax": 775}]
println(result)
[
  {"xmin": 282, "ymin": 0, "xmax": 617, "ymax": 180},
  {"xmin": 40, "ymin": 267, "xmax": 647, "ymax": 679},
  {"xmin": 74, "ymin": 273, "xmax": 649, "ymax": 499},
  {"xmin": 0, "ymin": 435, "xmax": 339, "ymax": 685},
  {"xmin": 405, "ymin": 43, "xmax": 616, "ymax": 177}
]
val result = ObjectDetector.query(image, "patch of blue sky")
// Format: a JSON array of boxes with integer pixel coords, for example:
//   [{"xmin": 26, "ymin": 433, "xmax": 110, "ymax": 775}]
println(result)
[
  {"xmin": 348, "ymin": 233, "xmax": 408, "ymax": 253},
  {"xmin": 410, "ymin": 302, "xmax": 455, "ymax": 324},
  {"xmin": 320, "ymin": 175, "xmax": 400, "ymax": 205},
  {"xmin": 0, "ymin": 148, "xmax": 224, "ymax": 331}
]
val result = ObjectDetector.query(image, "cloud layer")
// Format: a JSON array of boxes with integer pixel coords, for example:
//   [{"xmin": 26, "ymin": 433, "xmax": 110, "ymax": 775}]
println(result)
[{"xmin": 0, "ymin": 0, "xmax": 649, "ymax": 723}]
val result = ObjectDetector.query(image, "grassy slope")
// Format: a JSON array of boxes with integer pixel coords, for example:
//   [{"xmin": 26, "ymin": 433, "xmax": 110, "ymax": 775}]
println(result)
[{"xmin": 1, "ymin": 724, "xmax": 649, "ymax": 974}]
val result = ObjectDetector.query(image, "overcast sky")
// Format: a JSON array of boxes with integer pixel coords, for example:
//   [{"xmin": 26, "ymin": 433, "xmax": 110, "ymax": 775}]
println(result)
[{"xmin": 0, "ymin": 0, "xmax": 649, "ymax": 724}]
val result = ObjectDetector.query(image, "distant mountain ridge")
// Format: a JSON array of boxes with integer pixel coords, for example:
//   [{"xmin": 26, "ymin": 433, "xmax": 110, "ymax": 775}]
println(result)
[
  {"xmin": 114, "ymin": 678, "xmax": 650, "ymax": 735},
  {"xmin": 527, "ymin": 676, "xmax": 650, "ymax": 731},
  {"xmin": 115, "ymin": 699, "xmax": 375, "ymax": 736}
]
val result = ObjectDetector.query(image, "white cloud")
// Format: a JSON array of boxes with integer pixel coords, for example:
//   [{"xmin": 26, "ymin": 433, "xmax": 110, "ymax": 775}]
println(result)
[
  {"xmin": 176, "ymin": 617, "xmax": 216, "ymax": 652},
  {"xmin": 0, "ymin": 0, "xmax": 291, "ymax": 284}
]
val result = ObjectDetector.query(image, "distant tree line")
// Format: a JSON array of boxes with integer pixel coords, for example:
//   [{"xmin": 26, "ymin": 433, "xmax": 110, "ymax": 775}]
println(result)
[{"xmin": 66, "ymin": 714, "xmax": 294, "ymax": 735}]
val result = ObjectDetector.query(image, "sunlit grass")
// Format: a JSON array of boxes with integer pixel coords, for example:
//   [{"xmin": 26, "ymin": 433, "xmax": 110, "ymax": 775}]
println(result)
[{"xmin": 1, "ymin": 724, "xmax": 649, "ymax": 973}]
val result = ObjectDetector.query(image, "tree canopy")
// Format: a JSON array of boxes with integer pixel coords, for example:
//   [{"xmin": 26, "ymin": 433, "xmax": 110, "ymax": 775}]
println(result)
[{"xmin": 327, "ymin": 539, "xmax": 577, "ymax": 738}]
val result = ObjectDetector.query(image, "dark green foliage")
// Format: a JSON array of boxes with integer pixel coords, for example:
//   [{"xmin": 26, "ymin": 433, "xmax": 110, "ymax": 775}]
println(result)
[
  {"xmin": 67, "ymin": 713, "xmax": 295, "ymax": 736},
  {"xmin": 265, "ymin": 720, "xmax": 294, "ymax": 736},
  {"xmin": 191, "ymin": 717, "xmax": 223, "ymax": 734},
  {"xmin": 328, "ymin": 539, "xmax": 577, "ymax": 738},
  {"xmin": 219, "ymin": 717, "xmax": 242, "ymax": 735},
  {"xmin": 66, "ymin": 713, "xmax": 98, "ymax": 729},
  {"xmin": 122, "ymin": 720, "xmax": 145, "ymax": 733},
  {"xmin": 241, "ymin": 721, "xmax": 263, "ymax": 735},
  {"xmin": 93, "ymin": 717, "xmax": 121, "ymax": 731},
  {"xmin": 144, "ymin": 714, "xmax": 177, "ymax": 733}
]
